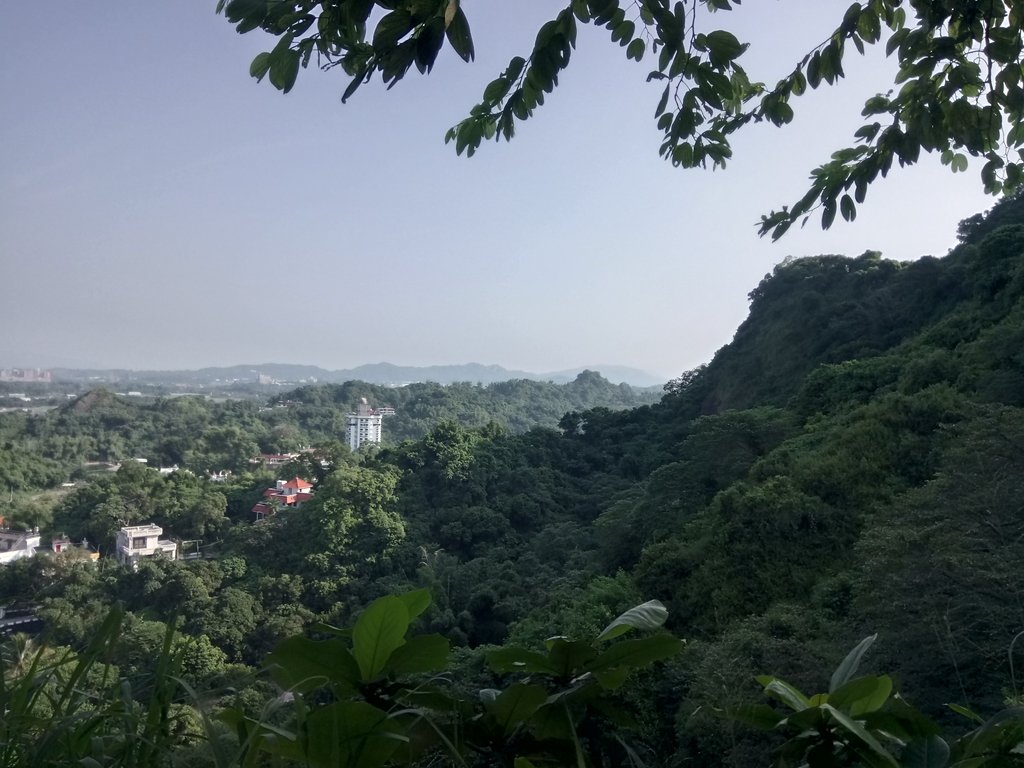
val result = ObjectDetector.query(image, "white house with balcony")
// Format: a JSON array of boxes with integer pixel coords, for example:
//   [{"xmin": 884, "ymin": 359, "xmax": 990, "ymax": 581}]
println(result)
[{"xmin": 115, "ymin": 524, "xmax": 177, "ymax": 568}]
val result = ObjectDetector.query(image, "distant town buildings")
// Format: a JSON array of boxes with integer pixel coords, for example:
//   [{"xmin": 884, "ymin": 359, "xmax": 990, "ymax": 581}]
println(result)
[
  {"xmin": 115, "ymin": 524, "xmax": 177, "ymax": 568},
  {"xmin": 253, "ymin": 477, "xmax": 314, "ymax": 521},
  {"xmin": 254, "ymin": 453, "xmax": 300, "ymax": 470},
  {"xmin": 347, "ymin": 398, "xmax": 384, "ymax": 451},
  {"xmin": 0, "ymin": 368, "xmax": 52, "ymax": 383},
  {"xmin": 0, "ymin": 521, "xmax": 98, "ymax": 566},
  {"xmin": 0, "ymin": 528, "xmax": 41, "ymax": 565}
]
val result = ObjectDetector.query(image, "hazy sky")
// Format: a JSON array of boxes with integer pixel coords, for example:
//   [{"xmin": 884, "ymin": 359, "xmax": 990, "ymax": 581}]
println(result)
[{"xmin": 0, "ymin": 3, "xmax": 993, "ymax": 380}]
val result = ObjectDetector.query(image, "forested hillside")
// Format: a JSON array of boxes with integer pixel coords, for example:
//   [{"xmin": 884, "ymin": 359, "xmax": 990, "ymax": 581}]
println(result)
[
  {"xmin": 4, "ymin": 197, "xmax": 1024, "ymax": 765},
  {"xmin": 0, "ymin": 371, "xmax": 655, "ymax": 522}
]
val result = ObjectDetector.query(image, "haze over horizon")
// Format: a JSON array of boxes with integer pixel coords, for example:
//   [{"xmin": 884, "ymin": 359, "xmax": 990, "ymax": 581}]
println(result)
[
  {"xmin": 1, "ymin": 3, "xmax": 994, "ymax": 378},
  {"xmin": 0, "ymin": 356, "xmax": 667, "ymax": 389}
]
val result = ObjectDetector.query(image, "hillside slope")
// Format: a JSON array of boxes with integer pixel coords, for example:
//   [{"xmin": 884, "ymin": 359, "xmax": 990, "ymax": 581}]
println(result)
[{"xmin": 7, "ymin": 198, "xmax": 1024, "ymax": 767}]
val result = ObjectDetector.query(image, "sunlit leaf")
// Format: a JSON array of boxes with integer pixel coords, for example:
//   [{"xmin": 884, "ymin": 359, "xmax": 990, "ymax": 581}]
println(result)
[
  {"xmin": 829, "ymin": 634, "xmax": 877, "ymax": 693},
  {"xmin": 596, "ymin": 599, "xmax": 667, "ymax": 641}
]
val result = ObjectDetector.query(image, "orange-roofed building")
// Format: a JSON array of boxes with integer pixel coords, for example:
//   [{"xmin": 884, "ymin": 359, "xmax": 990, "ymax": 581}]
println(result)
[{"xmin": 253, "ymin": 477, "xmax": 314, "ymax": 521}]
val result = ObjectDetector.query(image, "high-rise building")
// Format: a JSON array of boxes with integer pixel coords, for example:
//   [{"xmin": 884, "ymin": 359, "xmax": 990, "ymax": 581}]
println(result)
[{"xmin": 347, "ymin": 398, "xmax": 383, "ymax": 451}]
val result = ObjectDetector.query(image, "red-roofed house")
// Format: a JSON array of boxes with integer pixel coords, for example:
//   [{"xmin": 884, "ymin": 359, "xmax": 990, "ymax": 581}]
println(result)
[{"xmin": 253, "ymin": 477, "xmax": 314, "ymax": 521}]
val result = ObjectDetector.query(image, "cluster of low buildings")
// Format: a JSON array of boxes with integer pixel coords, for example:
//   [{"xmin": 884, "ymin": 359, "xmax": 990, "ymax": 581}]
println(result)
[
  {"xmin": 0, "ymin": 526, "xmax": 99, "ymax": 565},
  {"xmin": 0, "ymin": 468, "xmax": 322, "ymax": 571},
  {"xmin": 0, "ymin": 520, "xmax": 183, "ymax": 571},
  {"xmin": 1, "ymin": 398, "xmax": 395, "ymax": 571}
]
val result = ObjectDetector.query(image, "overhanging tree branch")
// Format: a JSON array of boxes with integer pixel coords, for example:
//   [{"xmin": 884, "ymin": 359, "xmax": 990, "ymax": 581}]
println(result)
[{"xmin": 218, "ymin": 0, "xmax": 1024, "ymax": 239}]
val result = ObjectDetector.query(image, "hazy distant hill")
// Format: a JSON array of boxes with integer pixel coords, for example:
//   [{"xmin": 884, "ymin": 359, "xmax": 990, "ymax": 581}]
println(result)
[
  {"xmin": 46, "ymin": 362, "xmax": 664, "ymax": 388},
  {"xmin": 542, "ymin": 365, "xmax": 665, "ymax": 388}
]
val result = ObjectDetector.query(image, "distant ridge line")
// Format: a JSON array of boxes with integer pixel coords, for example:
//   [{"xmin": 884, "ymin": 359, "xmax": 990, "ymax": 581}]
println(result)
[{"xmin": 35, "ymin": 362, "xmax": 666, "ymax": 389}]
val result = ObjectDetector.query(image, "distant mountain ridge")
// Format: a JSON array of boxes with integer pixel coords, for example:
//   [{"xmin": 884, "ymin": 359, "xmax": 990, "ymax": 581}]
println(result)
[{"xmin": 42, "ymin": 362, "xmax": 665, "ymax": 388}]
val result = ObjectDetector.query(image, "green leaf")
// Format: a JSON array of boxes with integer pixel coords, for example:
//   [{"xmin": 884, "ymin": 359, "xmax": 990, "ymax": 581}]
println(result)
[
  {"xmin": 807, "ymin": 51, "xmax": 822, "ymax": 88},
  {"xmin": 655, "ymin": 84, "xmax": 670, "ymax": 117},
  {"xmin": 509, "ymin": 90, "xmax": 529, "ymax": 120},
  {"xmin": 873, "ymin": 694, "xmax": 944, "ymax": 740},
  {"xmin": 384, "ymin": 633, "xmax": 449, "ymax": 677},
  {"xmin": 586, "ymin": 634, "xmax": 683, "ymax": 675},
  {"xmin": 829, "ymin": 634, "xmax": 877, "ymax": 692},
  {"xmin": 373, "ymin": 10, "xmax": 413, "ymax": 49},
  {"xmin": 548, "ymin": 639, "xmax": 598, "ymax": 678},
  {"xmin": 266, "ymin": 636, "xmax": 360, "ymax": 694},
  {"xmin": 397, "ymin": 589, "xmax": 432, "ymax": 622},
  {"xmin": 249, "ymin": 51, "xmax": 271, "ymax": 81},
  {"xmin": 901, "ymin": 735, "xmax": 950, "ymax": 768},
  {"xmin": 822, "ymin": 198, "xmax": 837, "ymax": 229},
  {"xmin": 483, "ymin": 77, "xmax": 512, "ymax": 103},
  {"xmin": 352, "ymin": 596, "xmax": 410, "ymax": 681},
  {"xmin": 485, "ymin": 683, "xmax": 549, "ymax": 735},
  {"xmin": 958, "ymin": 706, "xmax": 1024, "ymax": 757},
  {"xmin": 268, "ymin": 34, "xmax": 300, "ymax": 93},
  {"xmin": 594, "ymin": 666, "xmax": 630, "ymax": 690},
  {"xmin": 886, "ymin": 27, "xmax": 909, "ymax": 56},
  {"xmin": 840, "ymin": 193, "xmax": 857, "ymax": 222},
  {"xmin": 840, "ymin": 2, "xmax": 861, "ymax": 32},
  {"xmin": 822, "ymin": 704, "xmax": 899, "ymax": 767},
  {"xmin": 783, "ymin": 705, "xmax": 827, "ymax": 731},
  {"xmin": 223, "ymin": 0, "xmax": 265, "ymax": 26},
  {"xmin": 415, "ymin": 17, "xmax": 445, "ymax": 74},
  {"xmin": 659, "ymin": 43, "xmax": 674, "ymax": 73},
  {"xmin": 758, "ymin": 676, "xmax": 811, "ymax": 712},
  {"xmin": 505, "ymin": 56, "xmax": 527, "ymax": 83},
  {"xmin": 342, "ymin": 72, "xmax": 367, "ymax": 103},
  {"xmin": 531, "ymin": 701, "xmax": 575, "ymax": 741},
  {"xmin": 705, "ymin": 30, "xmax": 745, "ymax": 67},
  {"xmin": 947, "ymin": 703, "xmax": 984, "ymax": 725},
  {"xmin": 596, "ymin": 599, "xmax": 668, "ymax": 641},
  {"xmin": 829, "ymin": 675, "xmax": 892, "ymax": 716},
  {"xmin": 270, "ymin": 52, "xmax": 300, "ymax": 93},
  {"xmin": 612, "ymin": 20, "xmax": 635, "ymax": 46},
  {"xmin": 857, "ymin": 9, "xmax": 881, "ymax": 43},
  {"xmin": 303, "ymin": 701, "xmax": 408, "ymax": 768},
  {"xmin": 626, "ymin": 38, "xmax": 645, "ymax": 62},
  {"xmin": 445, "ymin": 7, "xmax": 475, "ymax": 62}
]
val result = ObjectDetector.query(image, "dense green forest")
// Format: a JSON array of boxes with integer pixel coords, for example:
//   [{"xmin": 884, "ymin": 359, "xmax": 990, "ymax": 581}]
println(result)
[
  {"xmin": 4, "ymin": 196, "xmax": 1024, "ymax": 765},
  {"xmin": 0, "ymin": 371, "xmax": 656, "ymax": 524}
]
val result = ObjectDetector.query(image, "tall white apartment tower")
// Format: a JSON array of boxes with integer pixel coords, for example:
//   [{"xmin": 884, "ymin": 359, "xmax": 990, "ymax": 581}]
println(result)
[{"xmin": 347, "ymin": 398, "xmax": 383, "ymax": 451}]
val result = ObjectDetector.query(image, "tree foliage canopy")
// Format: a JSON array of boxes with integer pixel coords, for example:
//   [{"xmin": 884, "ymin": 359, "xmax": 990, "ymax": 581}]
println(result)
[{"xmin": 218, "ymin": 0, "xmax": 1024, "ymax": 238}]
